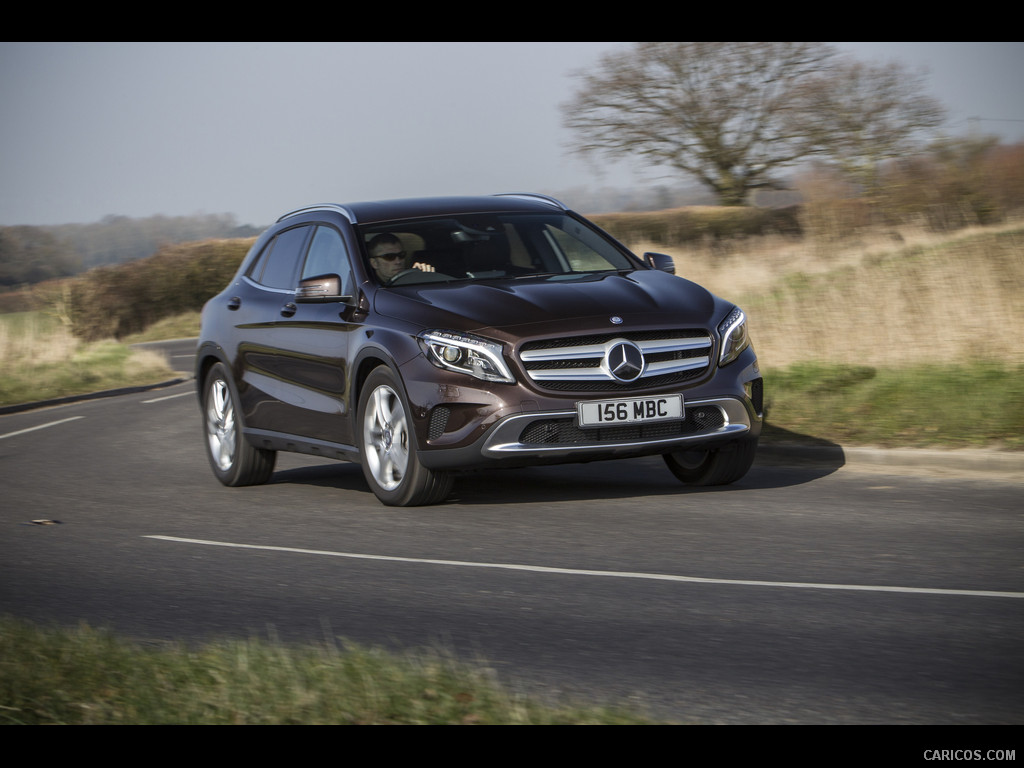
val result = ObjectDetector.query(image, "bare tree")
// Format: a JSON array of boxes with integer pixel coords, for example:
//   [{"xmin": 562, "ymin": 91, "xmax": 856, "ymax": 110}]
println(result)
[{"xmin": 562, "ymin": 42, "xmax": 945, "ymax": 206}]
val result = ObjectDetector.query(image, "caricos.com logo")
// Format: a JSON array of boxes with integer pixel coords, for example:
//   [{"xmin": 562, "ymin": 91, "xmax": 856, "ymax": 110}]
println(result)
[{"xmin": 923, "ymin": 750, "xmax": 1015, "ymax": 761}]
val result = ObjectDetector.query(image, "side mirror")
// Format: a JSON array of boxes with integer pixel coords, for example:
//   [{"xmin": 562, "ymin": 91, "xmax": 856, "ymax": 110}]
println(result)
[
  {"xmin": 643, "ymin": 252, "xmax": 676, "ymax": 274},
  {"xmin": 296, "ymin": 274, "xmax": 352, "ymax": 303}
]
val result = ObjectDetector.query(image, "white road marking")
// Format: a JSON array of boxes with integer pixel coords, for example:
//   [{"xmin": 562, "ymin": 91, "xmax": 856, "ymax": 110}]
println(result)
[
  {"xmin": 145, "ymin": 535, "xmax": 1024, "ymax": 599},
  {"xmin": 142, "ymin": 391, "xmax": 194, "ymax": 404},
  {"xmin": 0, "ymin": 416, "xmax": 84, "ymax": 440}
]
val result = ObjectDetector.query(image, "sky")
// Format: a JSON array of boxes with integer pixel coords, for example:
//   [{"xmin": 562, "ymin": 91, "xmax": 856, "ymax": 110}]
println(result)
[{"xmin": 2, "ymin": 42, "xmax": 1022, "ymax": 228}]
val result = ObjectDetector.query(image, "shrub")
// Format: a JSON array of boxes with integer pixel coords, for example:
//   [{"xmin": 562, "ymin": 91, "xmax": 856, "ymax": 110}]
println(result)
[
  {"xmin": 590, "ymin": 206, "xmax": 801, "ymax": 248},
  {"xmin": 67, "ymin": 238, "xmax": 252, "ymax": 341},
  {"xmin": 796, "ymin": 139, "xmax": 1024, "ymax": 236}
]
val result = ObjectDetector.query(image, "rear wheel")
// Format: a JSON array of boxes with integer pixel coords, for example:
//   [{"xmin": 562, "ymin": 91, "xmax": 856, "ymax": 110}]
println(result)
[
  {"xmin": 357, "ymin": 367, "xmax": 452, "ymax": 506},
  {"xmin": 203, "ymin": 362, "xmax": 275, "ymax": 486},
  {"xmin": 664, "ymin": 438, "xmax": 757, "ymax": 486}
]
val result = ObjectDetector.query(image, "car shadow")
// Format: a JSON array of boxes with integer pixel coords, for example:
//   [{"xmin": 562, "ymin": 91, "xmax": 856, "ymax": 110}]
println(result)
[
  {"xmin": 267, "ymin": 461, "xmax": 368, "ymax": 491},
  {"xmin": 447, "ymin": 447, "xmax": 844, "ymax": 506},
  {"xmin": 754, "ymin": 423, "xmax": 848, "ymax": 474},
  {"xmin": 267, "ymin": 426, "xmax": 846, "ymax": 506}
]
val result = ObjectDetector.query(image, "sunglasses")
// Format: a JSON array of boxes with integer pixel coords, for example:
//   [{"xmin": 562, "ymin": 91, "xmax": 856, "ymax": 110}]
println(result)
[{"xmin": 374, "ymin": 251, "xmax": 405, "ymax": 262}]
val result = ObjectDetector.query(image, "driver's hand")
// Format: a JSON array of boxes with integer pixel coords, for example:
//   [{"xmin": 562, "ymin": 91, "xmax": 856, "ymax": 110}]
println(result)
[{"xmin": 411, "ymin": 262, "xmax": 435, "ymax": 272}]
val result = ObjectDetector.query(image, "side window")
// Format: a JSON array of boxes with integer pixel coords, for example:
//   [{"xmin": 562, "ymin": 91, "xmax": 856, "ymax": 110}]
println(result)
[
  {"xmin": 301, "ymin": 226, "xmax": 354, "ymax": 294},
  {"xmin": 248, "ymin": 226, "xmax": 311, "ymax": 289}
]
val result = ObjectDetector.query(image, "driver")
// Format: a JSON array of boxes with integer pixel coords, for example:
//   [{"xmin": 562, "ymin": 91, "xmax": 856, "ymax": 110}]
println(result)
[{"xmin": 367, "ymin": 233, "xmax": 433, "ymax": 283}]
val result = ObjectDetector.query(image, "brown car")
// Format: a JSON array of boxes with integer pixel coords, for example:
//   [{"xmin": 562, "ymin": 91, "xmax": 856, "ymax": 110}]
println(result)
[{"xmin": 196, "ymin": 194, "xmax": 762, "ymax": 505}]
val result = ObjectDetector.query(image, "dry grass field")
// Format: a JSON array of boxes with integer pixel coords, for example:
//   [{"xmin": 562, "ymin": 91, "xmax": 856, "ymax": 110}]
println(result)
[
  {"xmin": 0, "ymin": 312, "xmax": 174, "ymax": 406},
  {"xmin": 626, "ymin": 221, "xmax": 1024, "ymax": 369}
]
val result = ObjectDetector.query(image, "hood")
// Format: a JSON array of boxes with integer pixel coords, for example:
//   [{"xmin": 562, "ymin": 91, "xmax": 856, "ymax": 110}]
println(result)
[{"xmin": 372, "ymin": 270, "xmax": 722, "ymax": 337}]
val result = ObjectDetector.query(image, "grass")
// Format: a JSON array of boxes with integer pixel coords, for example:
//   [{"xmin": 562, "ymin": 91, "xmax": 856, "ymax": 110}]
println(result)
[
  {"xmin": 762, "ymin": 362, "xmax": 1024, "ymax": 450},
  {"xmin": 0, "ymin": 616, "xmax": 654, "ymax": 725},
  {"xmin": 647, "ymin": 222, "xmax": 1024, "ymax": 368},
  {"xmin": 0, "ymin": 312, "xmax": 179, "ymax": 407},
  {"xmin": 122, "ymin": 310, "xmax": 202, "ymax": 343}
]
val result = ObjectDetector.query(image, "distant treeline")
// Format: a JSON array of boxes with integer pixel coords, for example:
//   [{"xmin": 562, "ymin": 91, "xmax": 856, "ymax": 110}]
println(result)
[
  {"xmin": 0, "ymin": 212, "xmax": 260, "ymax": 290},
  {"xmin": 590, "ymin": 206, "xmax": 802, "ymax": 249}
]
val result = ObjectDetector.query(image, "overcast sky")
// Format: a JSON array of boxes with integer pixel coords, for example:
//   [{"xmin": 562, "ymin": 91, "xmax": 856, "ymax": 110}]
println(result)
[{"xmin": 2, "ymin": 42, "xmax": 1022, "ymax": 227}]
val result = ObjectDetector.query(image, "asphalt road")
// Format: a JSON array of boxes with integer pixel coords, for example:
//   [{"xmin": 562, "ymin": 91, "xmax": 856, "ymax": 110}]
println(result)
[{"xmin": 1, "ymin": 340, "xmax": 1022, "ymax": 724}]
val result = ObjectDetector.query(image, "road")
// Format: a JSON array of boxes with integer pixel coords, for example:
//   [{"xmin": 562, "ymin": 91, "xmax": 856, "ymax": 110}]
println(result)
[{"xmin": 0, "ymin": 339, "xmax": 1022, "ymax": 724}]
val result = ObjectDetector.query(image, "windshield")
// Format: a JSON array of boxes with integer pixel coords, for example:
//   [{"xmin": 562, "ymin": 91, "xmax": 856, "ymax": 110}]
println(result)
[{"xmin": 358, "ymin": 212, "xmax": 638, "ymax": 286}]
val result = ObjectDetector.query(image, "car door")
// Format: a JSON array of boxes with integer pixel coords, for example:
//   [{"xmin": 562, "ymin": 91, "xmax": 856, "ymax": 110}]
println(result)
[
  {"xmin": 278, "ymin": 223, "xmax": 360, "ymax": 447},
  {"xmin": 230, "ymin": 223, "xmax": 310, "ymax": 435},
  {"xmin": 234, "ymin": 222, "xmax": 360, "ymax": 448}
]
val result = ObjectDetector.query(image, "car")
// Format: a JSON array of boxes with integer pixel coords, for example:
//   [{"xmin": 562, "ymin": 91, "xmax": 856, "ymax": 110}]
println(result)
[{"xmin": 196, "ymin": 194, "xmax": 762, "ymax": 506}]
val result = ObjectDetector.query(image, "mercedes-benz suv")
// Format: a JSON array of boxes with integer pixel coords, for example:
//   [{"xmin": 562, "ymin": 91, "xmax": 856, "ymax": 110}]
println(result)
[{"xmin": 196, "ymin": 194, "xmax": 762, "ymax": 505}]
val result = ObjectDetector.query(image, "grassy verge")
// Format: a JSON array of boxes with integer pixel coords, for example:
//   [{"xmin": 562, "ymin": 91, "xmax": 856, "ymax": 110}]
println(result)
[
  {"xmin": 763, "ymin": 363, "xmax": 1024, "ymax": 450},
  {"xmin": 0, "ymin": 312, "xmax": 179, "ymax": 407},
  {"xmin": 0, "ymin": 617, "xmax": 653, "ymax": 725}
]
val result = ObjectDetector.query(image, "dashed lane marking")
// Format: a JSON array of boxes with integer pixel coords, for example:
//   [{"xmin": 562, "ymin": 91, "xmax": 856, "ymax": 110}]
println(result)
[{"xmin": 0, "ymin": 416, "xmax": 84, "ymax": 440}]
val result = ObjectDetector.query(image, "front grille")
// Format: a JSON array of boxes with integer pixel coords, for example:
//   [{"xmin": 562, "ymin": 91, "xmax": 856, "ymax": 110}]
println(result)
[
  {"xmin": 519, "ymin": 406, "xmax": 725, "ymax": 446},
  {"xmin": 519, "ymin": 330, "xmax": 712, "ymax": 392}
]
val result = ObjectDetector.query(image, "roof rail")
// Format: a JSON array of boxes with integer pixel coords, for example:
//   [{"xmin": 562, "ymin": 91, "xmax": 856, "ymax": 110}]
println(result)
[
  {"xmin": 277, "ymin": 204, "xmax": 356, "ymax": 223},
  {"xmin": 493, "ymin": 193, "xmax": 567, "ymax": 210}
]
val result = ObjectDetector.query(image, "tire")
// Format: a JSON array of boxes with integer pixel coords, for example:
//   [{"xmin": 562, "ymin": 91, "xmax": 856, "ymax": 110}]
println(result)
[
  {"xmin": 357, "ymin": 367, "xmax": 452, "ymax": 506},
  {"xmin": 663, "ymin": 438, "xmax": 757, "ymax": 486},
  {"xmin": 203, "ymin": 362, "xmax": 276, "ymax": 486}
]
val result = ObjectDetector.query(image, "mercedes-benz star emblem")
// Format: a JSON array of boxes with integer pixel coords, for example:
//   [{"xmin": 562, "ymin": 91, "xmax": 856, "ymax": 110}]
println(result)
[
  {"xmin": 610, "ymin": 316, "xmax": 623, "ymax": 324},
  {"xmin": 606, "ymin": 341, "xmax": 645, "ymax": 382}
]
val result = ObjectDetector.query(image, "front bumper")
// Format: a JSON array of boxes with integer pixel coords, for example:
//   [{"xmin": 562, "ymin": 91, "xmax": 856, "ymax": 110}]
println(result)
[{"xmin": 417, "ymin": 394, "xmax": 759, "ymax": 471}]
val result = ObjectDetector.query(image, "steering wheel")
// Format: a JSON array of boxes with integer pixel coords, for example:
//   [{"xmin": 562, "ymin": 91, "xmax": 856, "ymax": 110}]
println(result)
[{"xmin": 388, "ymin": 269, "xmax": 423, "ymax": 284}]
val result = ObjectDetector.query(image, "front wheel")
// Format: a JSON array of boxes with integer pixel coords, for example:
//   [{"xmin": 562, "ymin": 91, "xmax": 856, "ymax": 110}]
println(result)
[
  {"xmin": 203, "ymin": 362, "xmax": 276, "ymax": 486},
  {"xmin": 663, "ymin": 438, "xmax": 757, "ymax": 486},
  {"xmin": 357, "ymin": 367, "xmax": 452, "ymax": 506}
]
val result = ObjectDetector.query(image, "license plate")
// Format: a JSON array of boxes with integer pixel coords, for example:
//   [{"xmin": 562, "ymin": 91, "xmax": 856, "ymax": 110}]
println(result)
[{"xmin": 577, "ymin": 395, "xmax": 684, "ymax": 428}]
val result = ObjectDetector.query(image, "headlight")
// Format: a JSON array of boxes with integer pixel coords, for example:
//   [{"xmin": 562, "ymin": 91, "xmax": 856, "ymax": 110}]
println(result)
[
  {"xmin": 718, "ymin": 307, "xmax": 750, "ymax": 367},
  {"xmin": 418, "ymin": 330, "xmax": 515, "ymax": 384}
]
